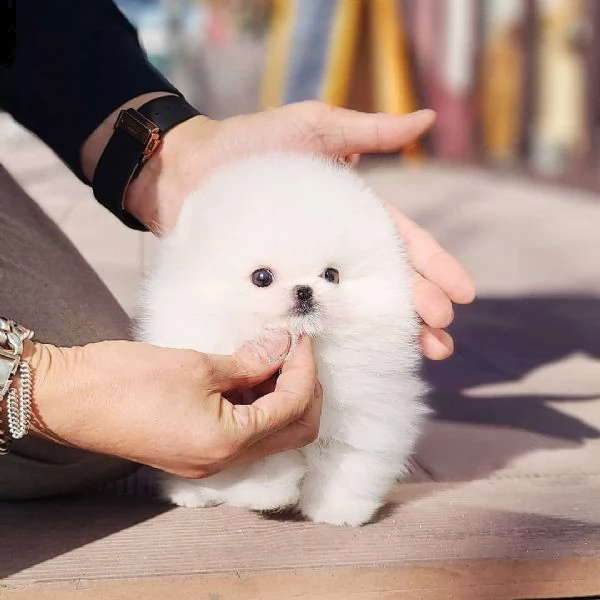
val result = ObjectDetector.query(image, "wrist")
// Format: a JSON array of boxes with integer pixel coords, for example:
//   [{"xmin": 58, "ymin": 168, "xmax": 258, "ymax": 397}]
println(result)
[
  {"xmin": 123, "ymin": 114, "xmax": 218, "ymax": 234},
  {"xmin": 87, "ymin": 94, "xmax": 210, "ymax": 233},
  {"xmin": 19, "ymin": 341, "xmax": 62, "ymax": 442},
  {"xmin": 0, "ymin": 317, "xmax": 38, "ymax": 450},
  {"xmin": 80, "ymin": 91, "xmax": 178, "ymax": 184}
]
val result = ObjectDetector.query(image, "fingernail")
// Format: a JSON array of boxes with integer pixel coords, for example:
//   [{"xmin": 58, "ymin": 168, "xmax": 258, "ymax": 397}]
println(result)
[
  {"xmin": 410, "ymin": 109, "xmax": 436, "ymax": 121},
  {"xmin": 260, "ymin": 333, "xmax": 291, "ymax": 364}
]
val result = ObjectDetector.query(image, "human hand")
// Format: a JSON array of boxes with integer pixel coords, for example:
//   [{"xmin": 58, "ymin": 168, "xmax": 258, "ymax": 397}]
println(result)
[
  {"xmin": 124, "ymin": 101, "xmax": 439, "ymax": 234},
  {"xmin": 123, "ymin": 101, "xmax": 474, "ymax": 360},
  {"xmin": 25, "ymin": 334, "xmax": 321, "ymax": 478},
  {"xmin": 385, "ymin": 205, "xmax": 475, "ymax": 359}
]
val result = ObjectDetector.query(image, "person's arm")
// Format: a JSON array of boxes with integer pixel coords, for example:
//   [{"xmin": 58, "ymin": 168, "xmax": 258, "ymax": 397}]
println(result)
[
  {"xmin": 21, "ymin": 334, "xmax": 322, "ymax": 478},
  {"xmin": 1, "ymin": 0, "xmax": 181, "ymax": 184}
]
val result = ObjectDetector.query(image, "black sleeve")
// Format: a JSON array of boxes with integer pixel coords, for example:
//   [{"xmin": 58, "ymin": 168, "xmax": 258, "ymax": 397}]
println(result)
[{"xmin": 0, "ymin": 0, "xmax": 182, "ymax": 182}]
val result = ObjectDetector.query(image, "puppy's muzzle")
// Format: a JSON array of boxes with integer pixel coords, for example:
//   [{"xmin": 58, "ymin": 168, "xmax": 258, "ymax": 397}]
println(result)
[{"xmin": 292, "ymin": 285, "xmax": 315, "ymax": 315}]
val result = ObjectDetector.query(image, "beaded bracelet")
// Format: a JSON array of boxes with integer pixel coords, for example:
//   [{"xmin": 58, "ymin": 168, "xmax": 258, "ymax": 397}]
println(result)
[{"xmin": 0, "ymin": 317, "xmax": 34, "ymax": 455}]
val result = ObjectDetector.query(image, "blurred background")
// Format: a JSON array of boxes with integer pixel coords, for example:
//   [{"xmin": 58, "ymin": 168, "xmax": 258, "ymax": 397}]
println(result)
[{"xmin": 119, "ymin": 0, "xmax": 600, "ymax": 183}]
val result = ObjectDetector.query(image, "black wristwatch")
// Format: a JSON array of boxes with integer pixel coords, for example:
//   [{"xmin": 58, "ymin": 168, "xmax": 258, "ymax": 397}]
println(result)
[{"xmin": 92, "ymin": 95, "xmax": 202, "ymax": 231}]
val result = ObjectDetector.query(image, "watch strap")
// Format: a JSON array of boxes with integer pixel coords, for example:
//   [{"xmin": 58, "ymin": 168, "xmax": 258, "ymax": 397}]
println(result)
[
  {"xmin": 137, "ymin": 96, "xmax": 201, "ymax": 140},
  {"xmin": 92, "ymin": 95, "xmax": 201, "ymax": 231}
]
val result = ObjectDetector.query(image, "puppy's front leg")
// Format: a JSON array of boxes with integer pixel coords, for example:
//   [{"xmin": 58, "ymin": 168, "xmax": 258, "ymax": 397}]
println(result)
[
  {"xmin": 162, "ymin": 450, "xmax": 307, "ymax": 512},
  {"xmin": 299, "ymin": 441, "xmax": 401, "ymax": 526}
]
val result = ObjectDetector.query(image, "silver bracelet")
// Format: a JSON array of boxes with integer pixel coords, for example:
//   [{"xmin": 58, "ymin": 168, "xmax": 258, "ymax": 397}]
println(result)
[{"xmin": 0, "ymin": 317, "xmax": 35, "ymax": 454}]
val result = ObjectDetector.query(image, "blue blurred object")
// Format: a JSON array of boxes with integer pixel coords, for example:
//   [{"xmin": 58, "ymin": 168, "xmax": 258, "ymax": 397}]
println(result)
[
  {"xmin": 283, "ymin": 0, "xmax": 337, "ymax": 104},
  {"xmin": 114, "ymin": 0, "xmax": 162, "ymax": 25},
  {"xmin": 114, "ymin": 0, "xmax": 203, "ymax": 79},
  {"xmin": 114, "ymin": 0, "xmax": 171, "ymax": 74}
]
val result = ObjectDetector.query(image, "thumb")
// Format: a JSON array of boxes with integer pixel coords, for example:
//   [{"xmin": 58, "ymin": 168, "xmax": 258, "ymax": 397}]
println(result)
[
  {"xmin": 312, "ymin": 106, "xmax": 436, "ymax": 156},
  {"xmin": 203, "ymin": 332, "xmax": 291, "ymax": 392}
]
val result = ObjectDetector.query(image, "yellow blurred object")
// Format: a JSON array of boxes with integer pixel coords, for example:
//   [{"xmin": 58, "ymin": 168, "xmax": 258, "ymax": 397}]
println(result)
[
  {"xmin": 321, "ymin": 0, "xmax": 361, "ymax": 107},
  {"xmin": 259, "ymin": 0, "xmax": 422, "ymax": 161},
  {"xmin": 534, "ymin": 0, "xmax": 586, "ymax": 173},
  {"xmin": 368, "ymin": 0, "xmax": 423, "ymax": 161},
  {"xmin": 481, "ymin": 10, "xmax": 523, "ymax": 162},
  {"xmin": 259, "ymin": 0, "xmax": 297, "ymax": 110}
]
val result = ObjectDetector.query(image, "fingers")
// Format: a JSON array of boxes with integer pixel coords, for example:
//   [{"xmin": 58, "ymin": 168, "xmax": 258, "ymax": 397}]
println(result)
[
  {"xmin": 228, "ymin": 379, "xmax": 323, "ymax": 466},
  {"xmin": 383, "ymin": 203, "xmax": 474, "ymax": 362},
  {"xmin": 412, "ymin": 272, "xmax": 459, "ymax": 360},
  {"xmin": 224, "ymin": 374, "xmax": 278, "ymax": 404},
  {"xmin": 420, "ymin": 325, "xmax": 454, "ymax": 360},
  {"xmin": 301, "ymin": 103, "xmax": 436, "ymax": 156},
  {"xmin": 413, "ymin": 272, "xmax": 454, "ymax": 329},
  {"xmin": 346, "ymin": 153, "xmax": 361, "ymax": 167},
  {"xmin": 229, "ymin": 336, "xmax": 319, "ymax": 445},
  {"xmin": 239, "ymin": 336, "xmax": 317, "ymax": 434},
  {"xmin": 385, "ymin": 203, "xmax": 476, "ymax": 305},
  {"xmin": 201, "ymin": 333, "xmax": 291, "ymax": 392},
  {"xmin": 251, "ymin": 374, "xmax": 278, "ymax": 398}
]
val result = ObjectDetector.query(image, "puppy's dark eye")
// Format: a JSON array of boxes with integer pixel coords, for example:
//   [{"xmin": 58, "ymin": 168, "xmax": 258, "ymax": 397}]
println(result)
[
  {"xmin": 251, "ymin": 268, "xmax": 274, "ymax": 288},
  {"xmin": 321, "ymin": 267, "xmax": 340, "ymax": 284}
]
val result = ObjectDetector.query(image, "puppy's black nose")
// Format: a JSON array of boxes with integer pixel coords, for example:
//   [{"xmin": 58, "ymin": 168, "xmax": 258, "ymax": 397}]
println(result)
[{"xmin": 294, "ymin": 285, "xmax": 313, "ymax": 301}]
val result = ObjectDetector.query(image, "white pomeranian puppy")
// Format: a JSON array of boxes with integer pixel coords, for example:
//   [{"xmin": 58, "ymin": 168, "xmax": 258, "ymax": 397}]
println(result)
[{"xmin": 136, "ymin": 153, "xmax": 427, "ymax": 526}]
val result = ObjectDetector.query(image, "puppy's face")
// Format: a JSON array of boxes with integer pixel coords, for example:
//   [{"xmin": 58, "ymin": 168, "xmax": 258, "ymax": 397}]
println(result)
[
  {"xmin": 188, "ymin": 205, "xmax": 409, "ymax": 343},
  {"xmin": 161, "ymin": 155, "xmax": 413, "ymax": 343},
  {"xmin": 238, "ymin": 258, "xmax": 343, "ymax": 338}
]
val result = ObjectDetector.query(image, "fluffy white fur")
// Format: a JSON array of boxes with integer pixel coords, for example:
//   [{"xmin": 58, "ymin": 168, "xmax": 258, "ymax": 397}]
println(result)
[{"xmin": 135, "ymin": 153, "xmax": 427, "ymax": 526}]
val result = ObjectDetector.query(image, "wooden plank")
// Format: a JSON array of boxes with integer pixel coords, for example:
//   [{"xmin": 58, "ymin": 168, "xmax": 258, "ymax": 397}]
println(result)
[
  {"xmin": 2, "ymin": 557, "xmax": 600, "ymax": 600},
  {"xmin": 2, "ymin": 477, "xmax": 599, "ymax": 588}
]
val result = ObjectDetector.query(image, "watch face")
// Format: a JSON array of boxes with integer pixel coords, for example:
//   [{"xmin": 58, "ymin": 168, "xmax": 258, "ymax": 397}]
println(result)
[{"xmin": 116, "ymin": 109, "xmax": 160, "ymax": 150}]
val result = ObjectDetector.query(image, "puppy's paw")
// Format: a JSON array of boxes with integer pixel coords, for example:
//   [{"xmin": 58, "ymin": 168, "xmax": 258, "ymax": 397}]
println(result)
[
  {"xmin": 160, "ymin": 477, "xmax": 223, "ymax": 509},
  {"xmin": 300, "ymin": 494, "xmax": 380, "ymax": 527},
  {"xmin": 167, "ymin": 488, "xmax": 222, "ymax": 509},
  {"xmin": 240, "ymin": 481, "xmax": 302, "ymax": 513},
  {"xmin": 229, "ymin": 456, "xmax": 306, "ymax": 512}
]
